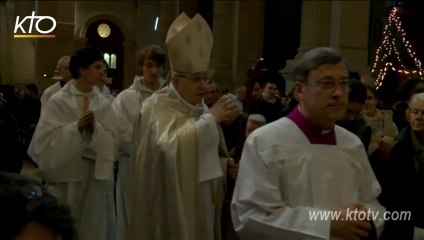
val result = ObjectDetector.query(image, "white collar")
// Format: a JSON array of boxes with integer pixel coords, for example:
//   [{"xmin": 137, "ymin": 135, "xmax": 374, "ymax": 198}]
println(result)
[
  {"xmin": 131, "ymin": 75, "xmax": 165, "ymax": 93},
  {"xmin": 62, "ymin": 80, "xmax": 97, "ymax": 96}
]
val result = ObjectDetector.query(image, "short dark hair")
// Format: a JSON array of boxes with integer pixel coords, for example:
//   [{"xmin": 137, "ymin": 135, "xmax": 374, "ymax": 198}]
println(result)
[
  {"xmin": 261, "ymin": 79, "xmax": 277, "ymax": 89},
  {"xmin": 135, "ymin": 44, "xmax": 167, "ymax": 70},
  {"xmin": 25, "ymin": 84, "xmax": 39, "ymax": 95},
  {"xmin": 366, "ymin": 85, "xmax": 378, "ymax": 99},
  {"xmin": 348, "ymin": 78, "xmax": 367, "ymax": 104},
  {"xmin": 69, "ymin": 46, "xmax": 104, "ymax": 79},
  {"xmin": 0, "ymin": 172, "xmax": 76, "ymax": 240},
  {"xmin": 348, "ymin": 71, "xmax": 361, "ymax": 81},
  {"xmin": 293, "ymin": 47, "xmax": 345, "ymax": 82},
  {"xmin": 206, "ymin": 79, "xmax": 220, "ymax": 91},
  {"xmin": 398, "ymin": 78, "xmax": 424, "ymax": 101}
]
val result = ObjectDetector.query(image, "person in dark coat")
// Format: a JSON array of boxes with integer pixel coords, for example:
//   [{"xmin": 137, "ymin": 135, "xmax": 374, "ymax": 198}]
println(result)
[
  {"xmin": 337, "ymin": 78, "xmax": 372, "ymax": 152},
  {"xmin": 379, "ymin": 92, "xmax": 424, "ymax": 240},
  {"xmin": 0, "ymin": 92, "xmax": 21, "ymax": 173},
  {"xmin": 250, "ymin": 79, "xmax": 283, "ymax": 123}
]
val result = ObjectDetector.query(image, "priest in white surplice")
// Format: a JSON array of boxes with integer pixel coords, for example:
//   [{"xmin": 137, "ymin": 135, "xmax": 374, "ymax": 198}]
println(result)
[
  {"xmin": 111, "ymin": 44, "xmax": 166, "ymax": 240},
  {"xmin": 28, "ymin": 47, "xmax": 117, "ymax": 240},
  {"xmin": 128, "ymin": 13, "xmax": 238, "ymax": 240},
  {"xmin": 40, "ymin": 55, "xmax": 72, "ymax": 110},
  {"xmin": 231, "ymin": 47, "xmax": 385, "ymax": 240}
]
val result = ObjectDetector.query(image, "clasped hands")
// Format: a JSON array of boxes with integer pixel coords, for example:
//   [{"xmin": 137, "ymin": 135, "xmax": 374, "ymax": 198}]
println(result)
[
  {"xmin": 78, "ymin": 110, "xmax": 95, "ymax": 132},
  {"xmin": 330, "ymin": 203, "xmax": 374, "ymax": 240},
  {"xmin": 209, "ymin": 95, "xmax": 239, "ymax": 123}
]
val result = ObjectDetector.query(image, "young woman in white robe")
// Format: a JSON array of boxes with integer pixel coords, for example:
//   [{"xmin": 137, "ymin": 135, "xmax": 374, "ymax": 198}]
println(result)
[{"xmin": 28, "ymin": 47, "xmax": 117, "ymax": 240}]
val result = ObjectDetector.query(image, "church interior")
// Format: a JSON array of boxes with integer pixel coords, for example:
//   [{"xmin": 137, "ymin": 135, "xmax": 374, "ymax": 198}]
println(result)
[
  {"xmin": 2, "ymin": 0, "xmax": 416, "ymax": 95},
  {"xmin": 1, "ymin": 0, "xmax": 424, "ymax": 239}
]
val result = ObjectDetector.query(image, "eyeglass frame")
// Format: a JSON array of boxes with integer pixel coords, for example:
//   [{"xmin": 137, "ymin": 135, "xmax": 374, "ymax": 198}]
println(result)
[{"xmin": 298, "ymin": 77, "xmax": 350, "ymax": 93}]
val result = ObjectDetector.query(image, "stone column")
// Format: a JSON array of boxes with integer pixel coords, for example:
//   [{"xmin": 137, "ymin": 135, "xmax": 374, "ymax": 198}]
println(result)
[
  {"xmin": 330, "ymin": 1, "xmax": 341, "ymax": 48},
  {"xmin": 158, "ymin": 1, "xmax": 183, "ymax": 47},
  {"xmin": 337, "ymin": 1, "xmax": 370, "ymax": 75},
  {"xmin": 297, "ymin": 1, "xmax": 331, "ymax": 53},
  {"xmin": 281, "ymin": 0, "xmax": 332, "ymax": 93},
  {"xmin": 56, "ymin": 1, "xmax": 74, "ymax": 23},
  {"xmin": 211, "ymin": 0, "xmax": 235, "ymax": 87},
  {"xmin": 136, "ymin": 1, "xmax": 161, "ymax": 49},
  {"xmin": 231, "ymin": 1, "xmax": 240, "ymax": 83},
  {"xmin": 0, "ymin": 1, "xmax": 14, "ymax": 85},
  {"xmin": 213, "ymin": 0, "xmax": 263, "ymax": 90},
  {"xmin": 34, "ymin": 1, "xmax": 76, "ymax": 89},
  {"xmin": 56, "ymin": 1, "xmax": 75, "ymax": 37},
  {"xmin": 281, "ymin": 0, "xmax": 371, "ymax": 92}
]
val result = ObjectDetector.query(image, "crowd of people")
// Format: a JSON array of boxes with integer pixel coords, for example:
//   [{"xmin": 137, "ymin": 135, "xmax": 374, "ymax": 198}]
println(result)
[{"xmin": 0, "ymin": 12, "xmax": 423, "ymax": 240}]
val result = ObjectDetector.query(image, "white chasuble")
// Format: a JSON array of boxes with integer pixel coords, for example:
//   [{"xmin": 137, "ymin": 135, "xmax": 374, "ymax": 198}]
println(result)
[
  {"xmin": 128, "ymin": 85, "xmax": 227, "ymax": 240},
  {"xmin": 111, "ymin": 75, "xmax": 162, "ymax": 239}
]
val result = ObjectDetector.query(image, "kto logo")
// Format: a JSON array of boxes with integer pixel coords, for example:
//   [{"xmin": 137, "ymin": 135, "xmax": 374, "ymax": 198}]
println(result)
[{"xmin": 14, "ymin": 11, "xmax": 56, "ymax": 38}]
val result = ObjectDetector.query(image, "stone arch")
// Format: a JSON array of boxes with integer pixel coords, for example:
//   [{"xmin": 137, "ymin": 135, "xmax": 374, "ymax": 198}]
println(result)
[
  {"xmin": 78, "ymin": 13, "xmax": 133, "ymax": 41},
  {"xmin": 78, "ymin": 13, "xmax": 135, "ymax": 90}
]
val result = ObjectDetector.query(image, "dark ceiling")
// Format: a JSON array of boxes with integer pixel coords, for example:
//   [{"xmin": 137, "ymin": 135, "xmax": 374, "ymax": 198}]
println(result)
[{"xmin": 392, "ymin": 1, "xmax": 424, "ymax": 63}]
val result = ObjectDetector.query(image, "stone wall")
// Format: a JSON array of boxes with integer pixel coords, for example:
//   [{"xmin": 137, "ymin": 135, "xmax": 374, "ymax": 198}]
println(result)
[{"xmin": 1, "ymin": 0, "xmax": 372, "ymax": 95}]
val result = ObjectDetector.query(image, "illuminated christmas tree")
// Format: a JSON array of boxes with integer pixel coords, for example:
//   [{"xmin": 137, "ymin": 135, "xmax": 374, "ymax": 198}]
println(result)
[{"xmin": 371, "ymin": 7, "xmax": 423, "ymax": 89}]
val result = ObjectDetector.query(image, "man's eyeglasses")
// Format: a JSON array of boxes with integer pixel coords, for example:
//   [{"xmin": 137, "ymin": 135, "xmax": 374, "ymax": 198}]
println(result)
[
  {"xmin": 302, "ymin": 79, "xmax": 349, "ymax": 92},
  {"xmin": 409, "ymin": 107, "xmax": 424, "ymax": 117}
]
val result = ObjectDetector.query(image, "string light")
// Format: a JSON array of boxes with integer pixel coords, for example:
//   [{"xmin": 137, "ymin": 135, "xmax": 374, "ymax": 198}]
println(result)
[{"xmin": 371, "ymin": 7, "xmax": 423, "ymax": 89}]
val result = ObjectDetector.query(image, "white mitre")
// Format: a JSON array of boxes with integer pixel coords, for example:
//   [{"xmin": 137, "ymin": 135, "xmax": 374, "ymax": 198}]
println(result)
[{"xmin": 165, "ymin": 12, "xmax": 213, "ymax": 73}]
